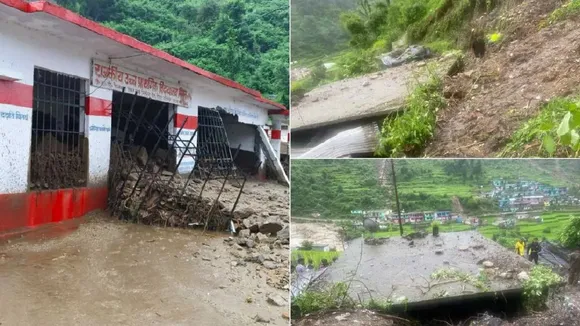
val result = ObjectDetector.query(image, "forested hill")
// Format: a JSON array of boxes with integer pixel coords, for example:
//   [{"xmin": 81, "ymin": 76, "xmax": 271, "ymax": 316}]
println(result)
[
  {"xmin": 55, "ymin": 0, "xmax": 289, "ymax": 107},
  {"xmin": 291, "ymin": 159, "xmax": 580, "ymax": 218},
  {"xmin": 291, "ymin": 0, "xmax": 356, "ymax": 61}
]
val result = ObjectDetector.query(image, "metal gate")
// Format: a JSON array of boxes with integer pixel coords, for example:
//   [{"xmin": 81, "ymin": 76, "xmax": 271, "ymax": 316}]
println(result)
[{"xmin": 196, "ymin": 107, "xmax": 240, "ymax": 180}]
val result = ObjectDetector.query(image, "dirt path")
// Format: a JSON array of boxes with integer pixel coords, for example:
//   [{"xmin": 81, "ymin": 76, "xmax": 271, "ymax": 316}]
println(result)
[{"xmin": 426, "ymin": 0, "xmax": 580, "ymax": 157}]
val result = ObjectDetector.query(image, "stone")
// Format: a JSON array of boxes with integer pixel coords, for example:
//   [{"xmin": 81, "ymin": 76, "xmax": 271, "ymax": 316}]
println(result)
[
  {"xmin": 277, "ymin": 227, "xmax": 289, "ymax": 241},
  {"xmin": 267, "ymin": 293, "xmax": 287, "ymax": 307},
  {"xmin": 256, "ymin": 233, "xmax": 270, "ymax": 243},
  {"xmin": 131, "ymin": 146, "xmax": 148, "ymax": 166},
  {"xmin": 242, "ymin": 219, "xmax": 252, "ymax": 229},
  {"xmin": 234, "ymin": 207, "xmax": 255, "ymax": 220},
  {"xmin": 518, "ymin": 271, "xmax": 530, "ymax": 281},
  {"xmin": 246, "ymin": 239, "xmax": 255, "ymax": 248},
  {"xmin": 483, "ymin": 261, "xmax": 494, "ymax": 268},
  {"xmin": 263, "ymin": 261, "xmax": 277, "ymax": 269},
  {"xmin": 335, "ymin": 313, "xmax": 351, "ymax": 321},
  {"xmin": 459, "ymin": 246, "xmax": 469, "ymax": 251},
  {"xmin": 202, "ymin": 256, "xmax": 211, "ymax": 261},
  {"xmin": 254, "ymin": 314, "xmax": 270, "ymax": 323},
  {"xmin": 128, "ymin": 173, "xmax": 139, "ymax": 182},
  {"xmin": 239, "ymin": 229, "xmax": 251, "ymax": 238},
  {"xmin": 417, "ymin": 61, "xmax": 426, "ymax": 67},
  {"xmin": 362, "ymin": 81, "xmax": 371, "ymax": 87},
  {"xmin": 435, "ymin": 250, "xmax": 444, "ymax": 255},
  {"xmin": 259, "ymin": 221, "xmax": 284, "ymax": 234}
]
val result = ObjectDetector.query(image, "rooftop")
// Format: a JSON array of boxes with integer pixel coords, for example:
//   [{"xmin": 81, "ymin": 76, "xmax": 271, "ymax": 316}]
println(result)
[{"xmin": 0, "ymin": 0, "xmax": 287, "ymax": 115}]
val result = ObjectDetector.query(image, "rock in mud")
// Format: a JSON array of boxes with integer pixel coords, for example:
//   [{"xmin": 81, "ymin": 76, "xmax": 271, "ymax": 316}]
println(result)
[
  {"xmin": 239, "ymin": 229, "xmax": 251, "ymax": 238},
  {"xmin": 267, "ymin": 293, "xmax": 287, "ymax": 307},
  {"xmin": 254, "ymin": 314, "xmax": 270, "ymax": 323},
  {"xmin": 483, "ymin": 261, "xmax": 494, "ymax": 268},
  {"xmin": 259, "ymin": 221, "xmax": 284, "ymax": 234},
  {"xmin": 234, "ymin": 207, "xmax": 255, "ymax": 220},
  {"xmin": 518, "ymin": 271, "xmax": 530, "ymax": 281},
  {"xmin": 262, "ymin": 261, "xmax": 277, "ymax": 269}
]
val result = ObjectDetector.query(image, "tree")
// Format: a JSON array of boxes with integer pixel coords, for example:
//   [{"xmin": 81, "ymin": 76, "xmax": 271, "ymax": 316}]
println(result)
[{"xmin": 560, "ymin": 216, "xmax": 580, "ymax": 248}]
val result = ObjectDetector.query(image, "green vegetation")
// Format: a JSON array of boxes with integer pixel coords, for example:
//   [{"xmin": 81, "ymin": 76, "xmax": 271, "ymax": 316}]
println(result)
[
  {"xmin": 502, "ymin": 97, "xmax": 580, "ymax": 157},
  {"xmin": 291, "ymin": 250, "xmax": 341, "ymax": 269},
  {"xmin": 523, "ymin": 265, "xmax": 563, "ymax": 310},
  {"xmin": 291, "ymin": 160, "xmax": 388, "ymax": 218},
  {"xmin": 292, "ymin": 159, "xmax": 580, "ymax": 218},
  {"xmin": 559, "ymin": 216, "xmax": 580, "ymax": 248},
  {"xmin": 431, "ymin": 268, "xmax": 491, "ymax": 292},
  {"xmin": 292, "ymin": 282, "xmax": 352, "ymax": 316},
  {"xmin": 56, "ymin": 0, "xmax": 289, "ymax": 107},
  {"xmin": 376, "ymin": 74, "xmax": 445, "ymax": 157},
  {"xmin": 540, "ymin": 0, "xmax": 580, "ymax": 28}
]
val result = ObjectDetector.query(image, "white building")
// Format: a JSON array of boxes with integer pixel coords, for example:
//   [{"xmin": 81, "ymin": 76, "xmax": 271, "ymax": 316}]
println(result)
[{"xmin": 0, "ymin": 0, "xmax": 288, "ymax": 233}]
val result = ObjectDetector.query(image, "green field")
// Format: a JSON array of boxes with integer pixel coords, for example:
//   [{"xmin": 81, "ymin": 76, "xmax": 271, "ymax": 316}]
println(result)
[{"xmin": 291, "ymin": 250, "xmax": 341, "ymax": 269}]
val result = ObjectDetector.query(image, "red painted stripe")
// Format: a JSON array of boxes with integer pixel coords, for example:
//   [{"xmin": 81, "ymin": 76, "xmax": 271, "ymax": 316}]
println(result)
[
  {"xmin": 0, "ymin": 80, "xmax": 33, "ymax": 107},
  {"xmin": 175, "ymin": 114, "xmax": 198, "ymax": 130},
  {"xmin": 85, "ymin": 96, "xmax": 112, "ymax": 116},
  {"xmin": 271, "ymin": 130, "xmax": 281, "ymax": 140},
  {"xmin": 0, "ymin": 187, "xmax": 108, "ymax": 233},
  {"xmin": 0, "ymin": 0, "xmax": 286, "ymax": 112}
]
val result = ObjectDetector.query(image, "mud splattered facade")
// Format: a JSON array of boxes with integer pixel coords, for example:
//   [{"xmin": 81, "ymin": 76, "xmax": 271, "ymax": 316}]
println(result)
[{"xmin": 0, "ymin": 0, "xmax": 288, "ymax": 234}]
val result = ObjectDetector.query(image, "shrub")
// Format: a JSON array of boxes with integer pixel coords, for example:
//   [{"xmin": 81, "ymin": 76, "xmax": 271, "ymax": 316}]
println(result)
[
  {"xmin": 293, "ymin": 282, "xmax": 352, "ymax": 317},
  {"xmin": 376, "ymin": 75, "xmax": 446, "ymax": 157},
  {"xmin": 336, "ymin": 49, "xmax": 378, "ymax": 77},
  {"xmin": 543, "ymin": 227, "xmax": 552, "ymax": 234},
  {"xmin": 559, "ymin": 216, "xmax": 580, "ymax": 248},
  {"xmin": 523, "ymin": 265, "xmax": 563, "ymax": 310}
]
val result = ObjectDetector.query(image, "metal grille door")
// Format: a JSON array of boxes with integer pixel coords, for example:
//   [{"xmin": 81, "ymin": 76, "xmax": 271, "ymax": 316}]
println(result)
[
  {"xmin": 197, "ymin": 107, "xmax": 238, "ymax": 179},
  {"xmin": 30, "ymin": 68, "xmax": 87, "ymax": 190}
]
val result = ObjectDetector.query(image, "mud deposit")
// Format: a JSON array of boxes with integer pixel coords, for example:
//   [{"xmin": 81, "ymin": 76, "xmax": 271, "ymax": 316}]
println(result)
[
  {"xmin": 322, "ymin": 231, "xmax": 532, "ymax": 302},
  {"xmin": 0, "ymin": 179, "xmax": 290, "ymax": 326},
  {"xmin": 294, "ymin": 310, "xmax": 410, "ymax": 326},
  {"xmin": 426, "ymin": 0, "xmax": 580, "ymax": 157}
]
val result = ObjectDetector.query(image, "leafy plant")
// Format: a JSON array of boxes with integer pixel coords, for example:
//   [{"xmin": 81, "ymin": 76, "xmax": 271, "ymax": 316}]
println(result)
[
  {"xmin": 559, "ymin": 216, "xmax": 580, "ymax": 248},
  {"xmin": 523, "ymin": 265, "xmax": 563, "ymax": 310},
  {"xmin": 502, "ymin": 97, "xmax": 580, "ymax": 157},
  {"xmin": 540, "ymin": 0, "xmax": 580, "ymax": 28},
  {"xmin": 377, "ymin": 74, "xmax": 446, "ymax": 157},
  {"xmin": 293, "ymin": 282, "xmax": 352, "ymax": 317}
]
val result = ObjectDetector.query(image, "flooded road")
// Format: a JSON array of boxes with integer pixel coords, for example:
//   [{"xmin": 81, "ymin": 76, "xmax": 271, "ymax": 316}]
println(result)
[{"xmin": 0, "ymin": 212, "xmax": 289, "ymax": 326}]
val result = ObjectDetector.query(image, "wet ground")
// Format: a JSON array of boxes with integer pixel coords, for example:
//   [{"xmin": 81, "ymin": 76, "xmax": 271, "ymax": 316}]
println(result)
[
  {"xmin": 322, "ymin": 231, "xmax": 532, "ymax": 303},
  {"xmin": 0, "ymin": 212, "xmax": 289, "ymax": 326}
]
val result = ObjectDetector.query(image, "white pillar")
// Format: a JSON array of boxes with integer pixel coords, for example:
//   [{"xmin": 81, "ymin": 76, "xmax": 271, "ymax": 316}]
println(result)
[{"xmin": 270, "ymin": 119, "xmax": 282, "ymax": 160}]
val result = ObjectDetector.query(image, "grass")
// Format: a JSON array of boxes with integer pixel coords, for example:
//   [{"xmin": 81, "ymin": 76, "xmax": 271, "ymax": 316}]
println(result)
[
  {"xmin": 291, "ymin": 250, "xmax": 341, "ymax": 269},
  {"xmin": 501, "ymin": 97, "xmax": 580, "ymax": 157},
  {"xmin": 376, "ymin": 73, "xmax": 446, "ymax": 157},
  {"xmin": 540, "ymin": 0, "xmax": 580, "ymax": 28}
]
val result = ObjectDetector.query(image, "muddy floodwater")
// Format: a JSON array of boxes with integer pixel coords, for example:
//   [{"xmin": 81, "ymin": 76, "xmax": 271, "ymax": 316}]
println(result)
[
  {"xmin": 0, "ymin": 213, "xmax": 289, "ymax": 326},
  {"xmin": 291, "ymin": 222, "xmax": 344, "ymax": 251},
  {"xmin": 322, "ymin": 231, "xmax": 532, "ymax": 303}
]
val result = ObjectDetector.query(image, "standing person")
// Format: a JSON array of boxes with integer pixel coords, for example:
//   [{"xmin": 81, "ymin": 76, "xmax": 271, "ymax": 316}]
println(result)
[
  {"xmin": 569, "ymin": 248, "xmax": 580, "ymax": 286},
  {"xmin": 515, "ymin": 239, "xmax": 525, "ymax": 256},
  {"xmin": 528, "ymin": 238, "xmax": 541, "ymax": 265}
]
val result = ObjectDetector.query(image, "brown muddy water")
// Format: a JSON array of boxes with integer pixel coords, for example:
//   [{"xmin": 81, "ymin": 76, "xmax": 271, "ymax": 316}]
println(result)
[{"xmin": 0, "ymin": 212, "xmax": 289, "ymax": 326}]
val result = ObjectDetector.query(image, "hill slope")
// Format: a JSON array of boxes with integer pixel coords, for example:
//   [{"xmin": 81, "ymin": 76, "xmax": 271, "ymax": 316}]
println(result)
[
  {"xmin": 291, "ymin": 159, "xmax": 580, "ymax": 217},
  {"xmin": 56, "ymin": 0, "xmax": 289, "ymax": 107}
]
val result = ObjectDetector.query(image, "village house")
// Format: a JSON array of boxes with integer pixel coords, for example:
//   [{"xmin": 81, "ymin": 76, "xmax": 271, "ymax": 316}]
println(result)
[{"xmin": 0, "ymin": 0, "xmax": 288, "ymax": 234}]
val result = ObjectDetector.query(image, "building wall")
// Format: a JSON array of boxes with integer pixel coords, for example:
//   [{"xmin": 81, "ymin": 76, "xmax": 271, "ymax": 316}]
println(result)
[{"xmin": 0, "ymin": 20, "xmax": 274, "ymax": 233}]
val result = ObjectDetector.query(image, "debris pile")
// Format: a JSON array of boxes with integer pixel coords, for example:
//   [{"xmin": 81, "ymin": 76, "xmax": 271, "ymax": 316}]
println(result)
[
  {"xmin": 109, "ymin": 145, "xmax": 235, "ymax": 230},
  {"xmin": 30, "ymin": 133, "xmax": 86, "ymax": 189}
]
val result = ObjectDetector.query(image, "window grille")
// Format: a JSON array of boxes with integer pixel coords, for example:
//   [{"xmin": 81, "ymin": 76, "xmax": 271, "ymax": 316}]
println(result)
[{"xmin": 30, "ymin": 68, "xmax": 87, "ymax": 190}]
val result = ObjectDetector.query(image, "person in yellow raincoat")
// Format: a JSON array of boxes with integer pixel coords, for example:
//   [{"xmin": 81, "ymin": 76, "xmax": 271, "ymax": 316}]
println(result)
[{"xmin": 515, "ymin": 239, "xmax": 525, "ymax": 256}]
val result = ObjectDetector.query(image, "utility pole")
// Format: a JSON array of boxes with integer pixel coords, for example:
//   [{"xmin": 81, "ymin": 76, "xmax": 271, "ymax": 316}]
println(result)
[{"xmin": 390, "ymin": 159, "xmax": 403, "ymax": 236}]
